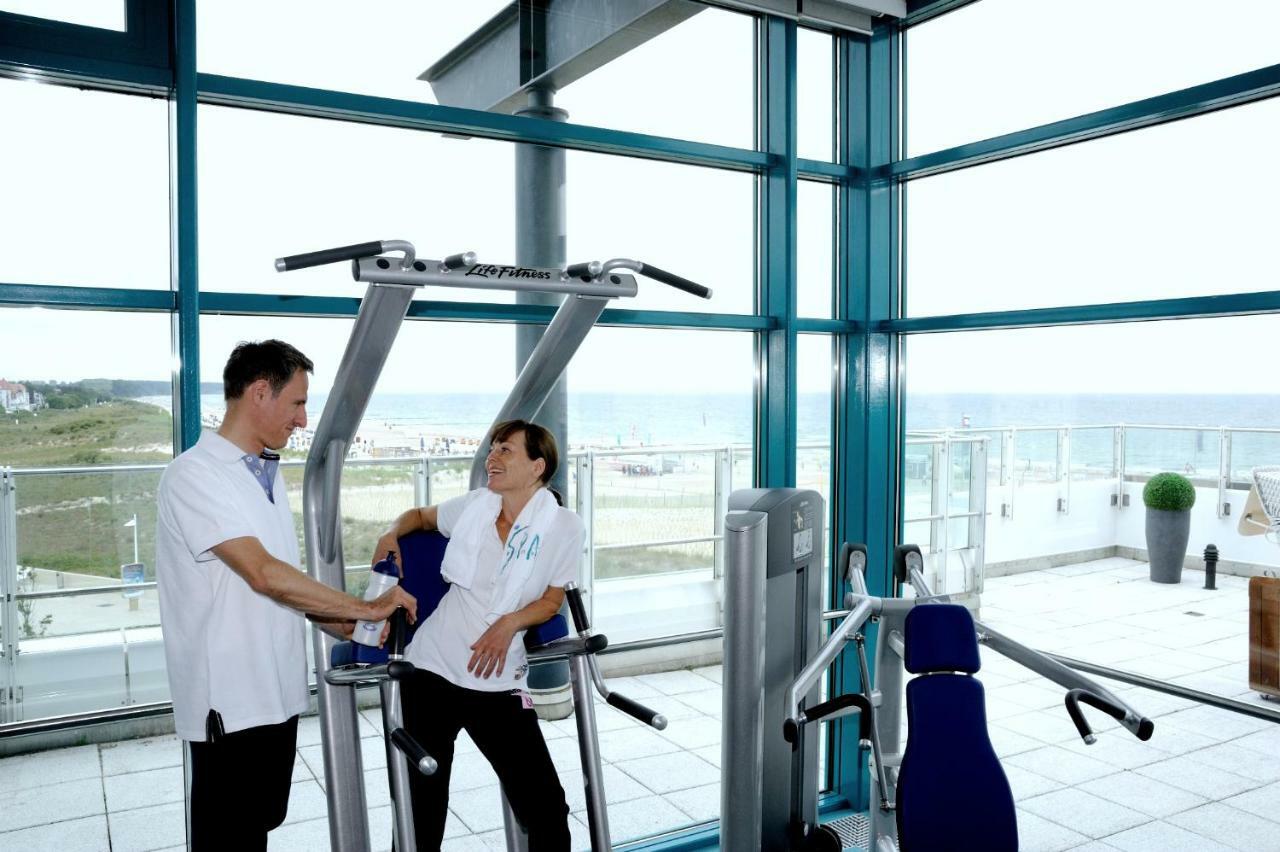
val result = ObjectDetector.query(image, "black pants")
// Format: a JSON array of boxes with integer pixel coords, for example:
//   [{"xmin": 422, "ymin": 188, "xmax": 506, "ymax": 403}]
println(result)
[
  {"xmin": 189, "ymin": 712, "xmax": 299, "ymax": 852},
  {"xmin": 402, "ymin": 670, "xmax": 570, "ymax": 851}
]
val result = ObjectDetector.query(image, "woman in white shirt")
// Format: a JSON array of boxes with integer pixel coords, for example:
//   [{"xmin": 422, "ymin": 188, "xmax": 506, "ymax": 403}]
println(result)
[{"xmin": 372, "ymin": 419, "xmax": 584, "ymax": 851}]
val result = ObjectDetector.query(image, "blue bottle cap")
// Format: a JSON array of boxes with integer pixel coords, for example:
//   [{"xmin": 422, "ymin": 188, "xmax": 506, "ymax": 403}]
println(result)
[{"xmin": 373, "ymin": 552, "xmax": 399, "ymax": 576}]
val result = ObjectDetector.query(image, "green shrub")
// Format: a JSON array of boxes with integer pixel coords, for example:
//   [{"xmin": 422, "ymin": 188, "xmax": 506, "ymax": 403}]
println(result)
[{"xmin": 1143, "ymin": 472, "xmax": 1196, "ymax": 511}]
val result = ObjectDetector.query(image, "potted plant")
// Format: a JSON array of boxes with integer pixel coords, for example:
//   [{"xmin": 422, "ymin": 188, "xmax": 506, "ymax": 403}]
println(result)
[{"xmin": 1143, "ymin": 472, "xmax": 1196, "ymax": 583}]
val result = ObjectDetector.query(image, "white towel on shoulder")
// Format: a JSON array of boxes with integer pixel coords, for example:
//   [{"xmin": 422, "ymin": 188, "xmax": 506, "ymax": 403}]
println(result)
[{"xmin": 440, "ymin": 487, "xmax": 561, "ymax": 624}]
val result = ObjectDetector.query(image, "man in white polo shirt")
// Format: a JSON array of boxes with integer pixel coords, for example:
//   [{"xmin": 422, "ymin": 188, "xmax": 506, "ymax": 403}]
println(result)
[{"xmin": 156, "ymin": 339, "xmax": 416, "ymax": 852}]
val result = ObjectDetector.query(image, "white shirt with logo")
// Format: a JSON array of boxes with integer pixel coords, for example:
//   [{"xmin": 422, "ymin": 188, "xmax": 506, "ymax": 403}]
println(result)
[
  {"xmin": 405, "ymin": 488, "xmax": 584, "ymax": 692},
  {"xmin": 156, "ymin": 430, "xmax": 309, "ymax": 741}
]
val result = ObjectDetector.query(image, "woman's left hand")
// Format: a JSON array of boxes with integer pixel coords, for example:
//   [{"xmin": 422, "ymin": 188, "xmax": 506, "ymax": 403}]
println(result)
[{"xmin": 469, "ymin": 616, "xmax": 518, "ymax": 679}]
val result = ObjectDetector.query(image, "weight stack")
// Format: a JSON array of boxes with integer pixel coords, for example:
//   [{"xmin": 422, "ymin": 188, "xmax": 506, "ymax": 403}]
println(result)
[{"xmin": 1249, "ymin": 577, "xmax": 1280, "ymax": 698}]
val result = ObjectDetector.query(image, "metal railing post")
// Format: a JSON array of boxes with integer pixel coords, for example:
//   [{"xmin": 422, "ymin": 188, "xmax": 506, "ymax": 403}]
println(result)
[
  {"xmin": 1002, "ymin": 428, "xmax": 1017, "ymax": 520},
  {"xmin": 713, "ymin": 447, "xmax": 731, "ymax": 584},
  {"xmin": 575, "ymin": 452, "xmax": 595, "ymax": 622},
  {"xmin": 1057, "ymin": 427, "xmax": 1071, "ymax": 514},
  {"xmin": 1114, "ymin": 426, "xmax": 1127, "ymax": 509},
  {"xmin": 1217, "ymin": 429, "xmax": 1231, "ymax": 518},
  {"xmin": 414, "ymin": 456, "xmax": 429, "ymax": 507},
  {"xmin": 930, "ymin": 439, "xmax": 950, "ymax": 592},
  {"xmin": 0, "ymin": 468, "xmax": 17, "ymax": 723},
  {"xmin": 968, "ymin": 439, "xmax": 988, "ymax": 595}
]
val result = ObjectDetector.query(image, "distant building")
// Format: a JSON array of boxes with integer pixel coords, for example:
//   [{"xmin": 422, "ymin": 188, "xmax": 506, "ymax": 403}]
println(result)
[{"xmin": 0, "ymin": 379, "xmax": 32, "ymax": 412}]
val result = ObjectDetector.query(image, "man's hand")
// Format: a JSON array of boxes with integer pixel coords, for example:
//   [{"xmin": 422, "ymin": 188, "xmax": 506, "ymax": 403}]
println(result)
[
  {"xmin": 365, "ymin": 585, "xmax": 418, "ymax": 625},
  {"xmin": 468, "ymin": 615, "xmax": 518, "ymax": 679}
]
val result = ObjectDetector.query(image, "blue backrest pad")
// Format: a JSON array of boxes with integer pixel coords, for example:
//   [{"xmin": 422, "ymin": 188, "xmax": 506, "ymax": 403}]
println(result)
[
  {"xmin": 897, "ymin": 674, "xmax": 1018, "ymax": 852},
  {"xmin": 337, "ymin": 529, "xmax": 567, "ymax": 667},
  {"xmin": 903, "ymin": 603, "xmax": 981, "ymax": 674}
]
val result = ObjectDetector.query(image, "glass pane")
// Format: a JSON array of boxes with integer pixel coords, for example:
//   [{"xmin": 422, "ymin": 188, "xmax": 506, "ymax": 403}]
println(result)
[
  {"xmin": 0, "ymin": 307, "xmax": 173, "ymax": 719},
  {"xmin": 905, "ymin": 96, "xmax": 1280, "ymax": 316},
  {"xmin": 567, "ymin": 151, "xmax": 754, "ymax": 314},
  {"xmin": 0, "ymin": 0, "xmax": 124, "ymax": 30},
  {"xmin": 199, "ymin": 2, "xmax": 753, "ymax": 149},
  {"xmin": 797, "ymin": 334, "xmax": 833, "ymax": 591},
  {"xmin": 797, "ymin": 181, "xmax": 834, "ymax": 319},
  {"xmin": 906, "ymin": 0, "xmax": 1280, "ymax": 156},
  {"xmin": 904, "ymin": 316, "xmax": 1280, "ymax": 708},
  {"xmin": 0, "ymin": 77, "xmax": 168, "ymax": 289},
  {"xmin": 798, "ymin": 27, "xmax": 834, "ymax": 162},
  {"xmin": 568, "ymin": 326, "xmax": 753, "ymax": 648}
]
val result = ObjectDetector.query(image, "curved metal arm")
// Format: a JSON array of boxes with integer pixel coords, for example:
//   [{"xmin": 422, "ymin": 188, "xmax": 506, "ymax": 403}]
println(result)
[
  {"xmin": 275, "ymin": 238, "xmax": 416, "ymax": 272},
  {"xmin": 599, "ymin": 259, "xmax": 713, "ymax": 299},
  {"xmin": 784, "ymin": 598, "xmax": 875, "ymax": 738}
]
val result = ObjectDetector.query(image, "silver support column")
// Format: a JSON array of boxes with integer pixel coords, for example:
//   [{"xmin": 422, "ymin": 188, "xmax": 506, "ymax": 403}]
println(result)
[
  {"xmin": 720, "ymin": 510, "xmax": 768, "ymax": 852},
  {"xmin": 0, "ymin": 468, "xmax": 17, "ymax": 724},
  {"xmin": 306, "ymin": 282, "xmax": 420, "ymax": 852},
  {"xmin": 570, "ymin": 653, "xmax": 611, "ymax": 849}
]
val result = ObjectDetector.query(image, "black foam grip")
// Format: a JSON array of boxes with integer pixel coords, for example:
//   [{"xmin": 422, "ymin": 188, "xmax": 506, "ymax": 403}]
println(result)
[
  {"xmin": 783, "ymin": 718, "xmax": 800, "ymax": 748},
  {"xmin": 1137, "ymin": 717, "xmax": 1156, "ymax": 741},
  {"xmin": 565, "ymin": 587, "xmax": 590, "ymax": 632},
  {"xmin": 893, "ymin": 544, "xmax": 921, "ymax": 585},
  {"xmin": 277, "ymin": 241, "xmax": 384, "ymax": 271},
  {"xmin": 638, "ymin": 262, "xmax": 712, "ymax": 299},
  {"xmin": 386, "ymin": 660, "xmax": 416, "ymax": 681},
  {"xmin": 565, "ymin": 262, "xmax": 596, "ymax": 279},
  {"xmin": 584, "ymin": 634, "xmax": 608, "ymax": 654},
  {"xmin": 799, "ymin": 694, "xmax": 872, "ymax": 741},
  {"xmin": 386, "ymin": 608, "xmax": 408, "ymax": 657},
  {"xmin": 390, "ymin": 727, "xmax": 434, "ymax": 774},
  {"xmin": 607, "ymin": 693, "xmax": 662, "ymax": 726}
]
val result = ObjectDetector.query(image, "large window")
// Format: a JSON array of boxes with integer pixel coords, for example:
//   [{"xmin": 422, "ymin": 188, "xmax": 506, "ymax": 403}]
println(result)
[
  {"xmin": 198, "ymin": 2, "xmax": 754, "ymax": 148},
  {"xmin": 904, "ymin": 316, "xmax": 1280, "ymax": 705},
  {"xmin": 905, "ymin": 95, "xmax": 1280, "ymax": 316},
  {"xmin": 0, "ymin": 1, "xmax": 126, "ymax": 30},
  {"xmin": 0, "ymin": 77, "xmax": 169, "ymax": 290},
  {"xmin": 906, "ymin": 0, "xmax": 1280, "ymax": 156}
]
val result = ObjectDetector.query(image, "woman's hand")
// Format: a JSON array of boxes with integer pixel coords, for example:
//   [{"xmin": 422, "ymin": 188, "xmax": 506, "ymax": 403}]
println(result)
[
  {"xmin": 370, "ymin": 533, "xmax": 402, "ymax": 575},
  {"xmin": 468, "ymin": 615, "xmax": 518, "ymax": 679}
]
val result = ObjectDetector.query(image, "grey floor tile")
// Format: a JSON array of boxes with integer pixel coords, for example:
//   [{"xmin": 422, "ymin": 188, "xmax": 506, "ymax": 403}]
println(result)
[
  {"xmin": 1066, "ymin": 844, "xmax": 1121, "ymax": 852},
  {"xmin": 692, "ymin": 744, "xmax": 721, "ymax": 768},
  {"xmin": 0, "ymin": 744, "xmax": 101, "ymax": 790},
  {"xmin": 360, "ymin": 735, "xmax": 388, "ymax": 771},
  {"xmin": 627, "ymin": 693, "xmax": 706, "ymax": 723},
  {"xmin": 1015, "ymin": 809, "xmax": 1091, "ymax": 852},
  {"xmin": 1084, "ymin": 771, "xmax": 1207, "ymax": 819},
  {"xmin": 1165, "ymin": 802, "xmax": 1280, "ymax": 852},
  {"xmin": 597, "ymin": 675, "xmax": 662, "ymax": 699},
  {"xmin": 290, "ymin": 753, "xmax": 313, "ymax": 783},
  {"xmin": 441, "ymin": 834, "xmax": 493, "ymax": 851},
  {"xmin": 990, "ymin": 725, "xmax": 1053, "ymax": 758},
  {"xmin": 449, "ymin": 784, "xmax": 506, "ymax": 834},
  {"xmin": 597, "ymin": 726, "xmax": 682, "ymax": 763},
  {"xmin": 0, "ymin": 776, "xmax": 104, "ymax": 833},
  {"xmin": 1019, "ymin": 788, "xmax": 1150, "ymax": 839},
  {"xmin": 1104, "ymin": 819, "xmax": 1238, "ymax": 852},
  {"xmin": 99, "ymin": 735, "xmax": 182, "ymax": 777},
  {"xmin": 1222, "ymin": 781, "xmax": 1280, "ymax": 822},
  {"xmin": 1004, "ymin": 764, "xmax": 1067, "ymax": 801},
  {"xmin": 654, "ymin": 714, "xmax": 721, "ymax": 750},
  {"xmin": 664, "ymin": 781, "xmax": 720, "ymax": 823},
  {"xmin": 637, "ymin": 669, "xmax": 719, "ymax": 695},
  {"xmin": 1001, "ymin": 710, "xmax": 1081, "ymax": 744},
  {"xmin": 108, "ymin": 802, "xmax": 185, "ymax": 852},
  {"xmin": 0, "ymin": 814, "xmax": 111, "ymax": 852},
  {"xmin": 1005, "ymin": 745, "xmax": 1117, "ymax": 786},
  {"xmin": 1055, "ymin": 735, "xmax": 1168, "ymax": 771},
  {"xmin": 690, "ymin": 664, "xmax": 722, "ymax": 684},
  {"xmin": 613, "ymin": 751, "xmax": 718, "ymax": 794},
  {"xmin": 294, "ymin": 714, "xmax": 325, "ymax": 747},
  {"xmin": 266, "ymin": 816, "xmax": 330, "ymax": 851},
  {"xmin": 558, "ymin": 764, "xmax": 650, "ymax": 813},
  {"xmin": 1182, "ymin": 741, "xmax": 1280, "ymax": 784},
  {"xmin": 601, "ymin": 795, "xmax": 697, "ymax": 846},
  {"xmin": 449, "ymin": 749, "xmax": 501, "ymax": 792},
  {"xmin": 1134, "ymin": 755, "xmax": 1263, "ymax": 799},
  {"xmin": 673, "ymin": 688, "xmax": 722, "ymax": 718},
  {"xmin": 281, "ymin": 779, "xmax": 328, "ymax": 826},
  {"xmin": 104, "ymin": 765, "xmax": 184, "ymax": 813}
]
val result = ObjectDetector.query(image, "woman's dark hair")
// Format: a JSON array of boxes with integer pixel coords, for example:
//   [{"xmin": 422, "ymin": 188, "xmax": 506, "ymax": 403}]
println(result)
[
  {"xmin": 223, "ymin": 340, "xmax": 314, "ymax": 400},
  {"xmin": 491, "ymin": 419, "xmax": 559, "ymax": 490}
]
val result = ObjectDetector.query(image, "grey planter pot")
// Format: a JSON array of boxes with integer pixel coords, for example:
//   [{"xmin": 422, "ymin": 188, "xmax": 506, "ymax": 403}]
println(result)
[{"xmin": 1146, "ymin": 508, "xmax": 1191, "ymax": 583}]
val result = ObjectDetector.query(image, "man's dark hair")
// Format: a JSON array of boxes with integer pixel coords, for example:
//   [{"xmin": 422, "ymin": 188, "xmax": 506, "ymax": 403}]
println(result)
[{"xmin": 223, "ymin": 340, "xmax": 314, "ymax": 400}]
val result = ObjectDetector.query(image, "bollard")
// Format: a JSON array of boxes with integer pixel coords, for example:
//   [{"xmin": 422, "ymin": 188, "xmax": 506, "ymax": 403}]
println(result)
[{"xmin": 1203, "ymin": 544, "xmax": 1219, "ymax": 591}]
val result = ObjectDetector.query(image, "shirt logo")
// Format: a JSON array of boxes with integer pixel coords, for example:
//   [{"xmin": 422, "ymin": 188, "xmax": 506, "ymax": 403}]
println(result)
[{"xmin": 501, "ymin": 524, "xmax": 541, "ymax": 574}]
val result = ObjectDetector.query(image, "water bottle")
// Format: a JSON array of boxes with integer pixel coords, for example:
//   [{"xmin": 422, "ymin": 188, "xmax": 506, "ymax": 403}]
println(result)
[{"xmin": 352, "ymin": 553, "xmax": 399, "ymax": 647}]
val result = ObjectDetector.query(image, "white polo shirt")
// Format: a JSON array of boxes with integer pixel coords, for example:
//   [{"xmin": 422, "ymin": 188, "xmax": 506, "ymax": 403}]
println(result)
[
  {"xmin": 156, "ymin": 430, "xmax": 309, "ymax": 741},
  {"xmin": 406, "ymin": 489, "xmax": 584, "ymax": 692}
]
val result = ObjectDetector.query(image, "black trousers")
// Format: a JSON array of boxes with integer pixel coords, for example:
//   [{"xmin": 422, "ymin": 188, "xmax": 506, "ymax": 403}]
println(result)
[
  {"xmin": 189, "ymin": 712, "xmax": 299, "ymax": 852},
  {"xmin": 401, "ymin": 670, "xmax": 570, "ymax": 851}
]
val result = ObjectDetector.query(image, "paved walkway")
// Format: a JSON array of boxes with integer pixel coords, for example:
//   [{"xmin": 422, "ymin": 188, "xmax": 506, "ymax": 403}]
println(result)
[{"xmin": 2, "ymin": 557, "xmax": 1279, "ymax": 851}]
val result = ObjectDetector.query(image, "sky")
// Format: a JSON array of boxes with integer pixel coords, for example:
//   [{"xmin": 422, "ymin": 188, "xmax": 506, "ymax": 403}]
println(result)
[{"xmin": 0, "ymin": 1, "xmax": 1278, "ymax": 399}]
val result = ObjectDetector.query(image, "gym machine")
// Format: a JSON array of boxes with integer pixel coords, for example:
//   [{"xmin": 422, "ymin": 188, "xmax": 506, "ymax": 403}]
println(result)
[
  {"xmin": 722, "ymin": 488, "xmax": 1155, "ymax": 851},
  {"xmin": 274, "ymin": 239, "xmax": 709, "ymax": 851}
]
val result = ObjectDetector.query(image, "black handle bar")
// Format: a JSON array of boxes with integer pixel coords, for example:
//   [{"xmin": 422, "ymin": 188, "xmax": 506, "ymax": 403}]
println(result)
[
  {"xmin": 783, "ymin": 694, "xmax": 872, "ymax": 749},
  {"xmin": 638, "ymin": 262, "xmax": 712, "ymax": 299},
  {"xmin": 390, "ymin": 727, "xmax": 437, "ymax": 775},
  {"xmin": 276, "ymin": 241, "xmax": 386, "ymax": 272},
  {"xmin": 1065, "ymin": 688, "xmax": 1155, "ymax": 744},
  {"xmin": 565, "ymin": 586, "xmax": 590, "ymax": 632},
  {"xmin": 607, "ymin": 693, "xmax": 667, "ymax": 729}
]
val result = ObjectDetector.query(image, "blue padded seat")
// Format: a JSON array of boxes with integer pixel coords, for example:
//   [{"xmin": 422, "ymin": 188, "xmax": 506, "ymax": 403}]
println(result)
[
  {"xmin": 896, "ymin": 604, "xmax": 1017, "ymax": 852},
  {"xmin": 331, "ymin": 529, "xmax": 568, "ymax": 668}
]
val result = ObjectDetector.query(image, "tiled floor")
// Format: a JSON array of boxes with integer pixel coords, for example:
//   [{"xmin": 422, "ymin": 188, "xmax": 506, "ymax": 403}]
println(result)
[{"xmin": 3, "ymin": 557, "xmax": 1279, "ymax": 851}]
